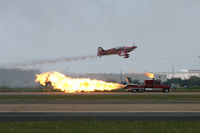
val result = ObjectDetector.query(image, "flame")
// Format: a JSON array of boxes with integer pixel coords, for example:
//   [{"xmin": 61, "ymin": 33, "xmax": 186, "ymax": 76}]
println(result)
[
  {"xmin": 144, "ymin": 73, "xmax": 154, "ymax": 79},
  {"xmin": 35, "ymin": 71, "xmax": 124, "ymax": 93}
]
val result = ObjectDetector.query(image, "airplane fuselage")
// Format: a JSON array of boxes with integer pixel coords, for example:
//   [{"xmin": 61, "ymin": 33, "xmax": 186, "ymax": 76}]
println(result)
[{"xmin": 98, "ymin": 46, "xmax": 137, "ymax": 58}]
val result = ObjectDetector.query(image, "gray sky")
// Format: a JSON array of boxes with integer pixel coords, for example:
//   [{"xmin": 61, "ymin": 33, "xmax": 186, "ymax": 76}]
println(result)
[{"xmin": 0, "ymin": 0, "xmax": 200, "ymax": 73}]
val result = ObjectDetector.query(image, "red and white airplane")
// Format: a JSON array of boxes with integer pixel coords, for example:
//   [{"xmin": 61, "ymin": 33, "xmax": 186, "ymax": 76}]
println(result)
[{"xmin": 97, "ymin": 45, "xmax": 137, "ymax": 58}]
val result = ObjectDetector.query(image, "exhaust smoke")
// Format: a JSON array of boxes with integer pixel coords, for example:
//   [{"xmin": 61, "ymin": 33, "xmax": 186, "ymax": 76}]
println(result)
[{"xmin": 2, "ymin": 55, "xmax": 98, "ymax": 68}]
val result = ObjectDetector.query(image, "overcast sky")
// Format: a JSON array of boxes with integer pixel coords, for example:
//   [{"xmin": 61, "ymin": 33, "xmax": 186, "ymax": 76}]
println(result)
[{"xmin": 0, "ymin": 0, "xmax": 200, "ymax": 73}]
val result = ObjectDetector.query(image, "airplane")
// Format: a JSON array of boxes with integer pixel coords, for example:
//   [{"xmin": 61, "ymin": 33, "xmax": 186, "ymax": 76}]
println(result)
[{"xmin": 97, "ymin": 45, "xmax": 137, "ymax": 58}]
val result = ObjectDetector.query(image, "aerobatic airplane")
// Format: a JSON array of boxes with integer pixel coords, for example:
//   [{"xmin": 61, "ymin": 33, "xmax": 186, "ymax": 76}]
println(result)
[{"xmin": 97, "ymin": 45, "xmax": 137, "ymax": 58}]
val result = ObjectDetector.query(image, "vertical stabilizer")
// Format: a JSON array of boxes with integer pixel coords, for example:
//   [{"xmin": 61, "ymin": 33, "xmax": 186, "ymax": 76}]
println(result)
[{"xmin": 97, "ymin": 47, "xmax": 104, "ymax": 56}]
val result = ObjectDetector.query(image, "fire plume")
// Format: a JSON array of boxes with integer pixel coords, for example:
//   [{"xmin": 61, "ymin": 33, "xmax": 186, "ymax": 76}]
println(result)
[
  {"xmin": 144, "ymin": 73, "xmax": 154, "ymax": 79},
  {"xmin": 35, "ymin": 71, "xmax": 124, "ymax": 93}
]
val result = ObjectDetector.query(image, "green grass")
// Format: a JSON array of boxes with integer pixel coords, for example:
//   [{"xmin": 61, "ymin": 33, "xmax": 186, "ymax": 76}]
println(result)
[
  {"xmin": 0, "ymin": 94, "xmax": 200, "ymax": 102},
  {"xmin": 1, "ymin": 121, "xmax": 200, "ymax": 133}
]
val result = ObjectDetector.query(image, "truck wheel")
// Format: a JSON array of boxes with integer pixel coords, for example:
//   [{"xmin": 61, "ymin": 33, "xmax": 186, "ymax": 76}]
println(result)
[
  {"xmin": 164, "ymin": 89, "xmax": 169, "ymax": 93},
  {"xmin": 138, "ymin": 89, "xmax": 143, "ymax": 93},
  {"xmin": 131, "ymin": 89, "xmax": 136, "ymax": 93}
]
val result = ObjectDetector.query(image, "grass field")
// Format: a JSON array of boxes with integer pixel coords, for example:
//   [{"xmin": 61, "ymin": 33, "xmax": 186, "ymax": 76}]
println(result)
[
  {"xmin": 0, "ymin": 94, "xmax": 200, "ymax": 102},
  {"xmin": 1, "ymin": 121, "xmax": 200, "ymax": 133}
]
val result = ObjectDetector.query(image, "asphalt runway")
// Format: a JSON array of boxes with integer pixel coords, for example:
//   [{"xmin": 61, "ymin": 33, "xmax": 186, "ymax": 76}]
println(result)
[
  {"xmin": 1, "ymin": 112, "xmax": 200, "ymax": 121},
  {"xmin": 0, "ymin": 102, "xmax": 200, "ymax": 112},
  {"xmin": 0, "ymin": 101, "xmax": 200, "ymax": 121},
  {"xmin": 1, "ymin": 92, "xmax": 200, "ymax": 121},
  {"xmin": 1, "ymin": 92, "xmax": 200, "ymax": 95}
]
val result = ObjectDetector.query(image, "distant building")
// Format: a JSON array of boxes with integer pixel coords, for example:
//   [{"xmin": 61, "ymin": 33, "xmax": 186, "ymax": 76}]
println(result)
[{"xmin": 161, "ymin": 69, "xmax": 200, "ymax": 80}]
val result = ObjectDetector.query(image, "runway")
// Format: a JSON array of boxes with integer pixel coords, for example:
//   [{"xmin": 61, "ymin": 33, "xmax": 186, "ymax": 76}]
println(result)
[
  {"xmin": 1, "ymin": 112, "xmax": 200, "ymax": 121},
  {"xmin": 0, "ymin": 102, "xmax": 200, "ymax": 112},
  {"xmin": 0, "ymin": 101, "xmax": 200, "ymax": 121},
  {"xmin": 1, "ymin": 92, "xmax": 200, "ymax": 121},
  {"xmin": 1, "ymin": 92, "xmax": 200, "ymax": 95}
]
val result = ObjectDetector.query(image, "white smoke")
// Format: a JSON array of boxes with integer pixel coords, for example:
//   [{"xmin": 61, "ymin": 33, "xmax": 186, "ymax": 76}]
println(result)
[{"xmin": 1, "ymin": 55, "xmax": 98, "ymax": 68}]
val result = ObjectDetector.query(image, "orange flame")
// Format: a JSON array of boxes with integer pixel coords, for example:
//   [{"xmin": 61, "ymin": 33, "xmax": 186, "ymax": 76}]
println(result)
[
  {"xmin": 144, "ymin": 73, "xmax": 154, "ymax": 79},
  {"xmin": 35, "ymin": 71, "xmax": 124, "ymax": 93}
]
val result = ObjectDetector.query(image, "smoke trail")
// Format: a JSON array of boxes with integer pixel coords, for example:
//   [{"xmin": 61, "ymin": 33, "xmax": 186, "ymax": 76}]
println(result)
[{"xmin": 2, "ymin": 55, "xmax": 98, "ymax": 67}]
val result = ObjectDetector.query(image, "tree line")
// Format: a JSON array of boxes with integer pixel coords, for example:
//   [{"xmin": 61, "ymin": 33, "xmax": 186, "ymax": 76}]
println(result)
[{"xmin": 163, "ymin": 76, "xmax": 200, "ymax": 88}]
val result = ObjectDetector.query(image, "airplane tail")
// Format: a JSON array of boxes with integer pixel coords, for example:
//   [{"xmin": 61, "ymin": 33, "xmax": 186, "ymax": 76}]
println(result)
[{"xmin": 97, "ymin": 47, "xmax": 104, "ymax": 56}]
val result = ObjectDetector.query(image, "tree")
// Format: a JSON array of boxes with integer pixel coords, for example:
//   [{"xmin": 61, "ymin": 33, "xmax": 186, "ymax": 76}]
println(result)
[{"xmin": 163, "ymin": 76, "xmax": 200, "ymax": 88}]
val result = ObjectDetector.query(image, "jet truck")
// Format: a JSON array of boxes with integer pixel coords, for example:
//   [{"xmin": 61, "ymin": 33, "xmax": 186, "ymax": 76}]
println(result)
[{"xmin": 125, "ymin": 77, "xmax": 171, "ymax": 93}]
